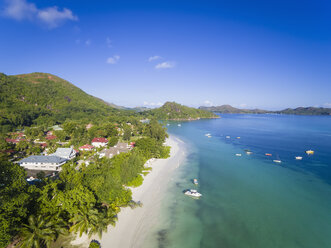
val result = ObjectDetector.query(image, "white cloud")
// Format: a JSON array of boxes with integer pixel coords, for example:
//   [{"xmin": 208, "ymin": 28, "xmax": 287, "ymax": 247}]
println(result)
[
  {"xmin": 106, "ymin": 37, "xmax": 112, "ymax": 48},
  {"xmin": 155, "ymin": 61, "xmax": 175, "ymax": 69},
  {"xmin": 143, "ymin": 101, "xmax": 163, "ymax": 107},
  {"xmin": 148, "ymin": 55, "xmax": 162, "ymax": 62},
  {"xmin": 3, "ymin": 0, "xmax": 37, "ymax": 20},
  {"xmin": 106, "ymin": 55, "xmax": 120, "ymax": 64},
  {"xmin": 37, "ymin": 6, "xmax": 77, "ymax": 28},
  {"xmin": 203, "ymin": 100, "xmax": 213, "ymax": 107},
  {"xmin": 3, "ymin": 0, "xmax": 78, "ymax": 28},
  {"xmin": 239, "ymin": 103, "xmax": 248, "ymax": 108},
  {"xmin": 323, "ymin": 103, "xmax": 331, "ymax": 108}
]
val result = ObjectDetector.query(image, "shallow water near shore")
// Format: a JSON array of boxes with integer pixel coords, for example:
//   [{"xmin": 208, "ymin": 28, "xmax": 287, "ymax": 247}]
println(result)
[{"xmin": 144, "ymin": 114, "xmax": 331, "ymax": 248}]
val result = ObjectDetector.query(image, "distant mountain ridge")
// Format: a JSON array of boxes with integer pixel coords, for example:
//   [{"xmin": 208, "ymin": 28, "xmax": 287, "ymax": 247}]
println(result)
[{"xmin": 199, "ymin": 105, "xmax": 331, "ymax": 115}]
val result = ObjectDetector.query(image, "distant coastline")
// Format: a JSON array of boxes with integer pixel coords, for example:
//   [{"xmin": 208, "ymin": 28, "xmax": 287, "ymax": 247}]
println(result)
[{"xmin": 199, "ymin": 105, "xmax": 331, "ymax": 116}]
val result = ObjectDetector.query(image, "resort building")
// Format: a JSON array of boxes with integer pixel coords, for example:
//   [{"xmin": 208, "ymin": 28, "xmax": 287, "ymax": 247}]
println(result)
[
  {"xmin": 18, "ymin": 155, "xmax": 67, "ymax": 171},
  {"xmin": 91, "ymin": 137, "xmax": 108, "ymax": 147},
  {"xmin": 100, "ymin": 142, "xmax": 131, "ymax": 158},
  {"xmin": 50, "ymin": 147, "xmax": 76, "ymax": 160},
  {"xmin": 79, "ymin": 144, "xmax": 94, "ymax": 151}
]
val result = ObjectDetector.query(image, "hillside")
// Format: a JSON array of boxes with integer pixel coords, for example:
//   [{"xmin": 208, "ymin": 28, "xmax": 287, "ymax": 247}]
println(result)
[
  {"xmin": 0, "ymin": 72, "xmax": 121, "ymax": 132},
  {"xmin": 200, "ymin": 105, "xmax": 268, "ymax": 114},
  {"xmin": 200, "ymin": 105, "xmax": 331, "ymax": 115},
  {"xmin": 275, "ymin": 107, "xmax": 331, "ymax": 115},
  {"xmin": 147, "ymin": 102, "xmax": 219, "ymax": 120}
]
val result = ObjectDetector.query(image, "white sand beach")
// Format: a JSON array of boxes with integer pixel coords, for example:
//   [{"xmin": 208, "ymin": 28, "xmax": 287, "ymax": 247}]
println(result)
[{"xmin": 72, "ymin": 135, "xmax": 187, "ymax": 248}]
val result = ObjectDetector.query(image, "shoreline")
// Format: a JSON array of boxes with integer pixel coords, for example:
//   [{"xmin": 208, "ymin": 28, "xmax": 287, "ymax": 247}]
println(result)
[{"xmin": 72, "ymin": 135, "xmax": 187, "ymax": 248}]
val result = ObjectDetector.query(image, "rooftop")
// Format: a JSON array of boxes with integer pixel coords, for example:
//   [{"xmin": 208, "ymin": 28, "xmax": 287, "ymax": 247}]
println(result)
[
  {"xmin": 92, "ymin": 137, "xmax": 108, "ymax": 143},
  {"xmin": 19, "ymin": 155, "xmax": 67, "ymax": 164},
  {"xmin": 50, "ymin": 148, "xmax": 75, "ymax": 158}
]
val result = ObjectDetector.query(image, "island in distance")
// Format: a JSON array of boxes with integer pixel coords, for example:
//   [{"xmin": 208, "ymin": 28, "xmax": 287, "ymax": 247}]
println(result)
[{"xmin": 199, "ymin": 105, "xmax": 331, "ymax": 116}]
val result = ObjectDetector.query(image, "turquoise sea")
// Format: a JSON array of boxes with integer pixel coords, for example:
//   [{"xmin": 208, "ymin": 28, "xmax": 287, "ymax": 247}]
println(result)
[{"xmin": 145, "ymin": 114, "xmax": 331, "ymax": 248}]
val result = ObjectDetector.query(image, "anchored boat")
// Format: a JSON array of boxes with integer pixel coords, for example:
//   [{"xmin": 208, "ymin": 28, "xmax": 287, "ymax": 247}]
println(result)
[
  {"xmin": 184, "ymin": 189, "xmax": 202, "ymax": 198},
  {"xmin": 306, "ymin": 150, "xmax": 314, "ymax": 155}
]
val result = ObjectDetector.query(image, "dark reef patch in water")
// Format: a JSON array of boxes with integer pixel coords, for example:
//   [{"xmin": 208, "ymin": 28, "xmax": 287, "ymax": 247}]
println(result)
[{"xmin": 157, "ymin": 229, "xmax": 169, "ymax": 248}]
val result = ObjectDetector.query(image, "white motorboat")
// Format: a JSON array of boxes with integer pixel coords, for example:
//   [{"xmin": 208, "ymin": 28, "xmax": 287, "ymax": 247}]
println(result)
[
  {"xmin": 246, "ymin": 151, "xmax": 252, "ymax": 155},
  {"xmin": 226, "ymin": 136, "xmax": 230, "ymax": 139},
  {"xmin": 184, "ymin": 189, "xmax": 202, "ymax": 198},
  {"xmin": 178, "ymin": 124, "xmax": 181, "ymax": 127},
  {"xmin": 273, "ymin": 160, "xmax": 282, "ymax": 163},
  {"xmin": 295, "ymin": 156, "xmax": 303, "ymax": 160},
  {"xmin": 235, "ymin": 153, "xmax": 242, "ymax": 156}
]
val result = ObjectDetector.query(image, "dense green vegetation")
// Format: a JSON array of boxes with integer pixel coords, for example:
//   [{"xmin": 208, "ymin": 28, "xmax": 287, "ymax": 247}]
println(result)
[
  {"xmin": 0, "ymin": 72, "xmax": 136, "ymax": 133},
  {"xmin": 146, "ymin": 101, "xmax": 218, "ymax": 120},
  {"xmin": 200, "ymin": 105, "xmax": 331, "ymax": 115},
  {"xmin": 0, "ymin": 119, "xmax": 169, "ymax": 248}
]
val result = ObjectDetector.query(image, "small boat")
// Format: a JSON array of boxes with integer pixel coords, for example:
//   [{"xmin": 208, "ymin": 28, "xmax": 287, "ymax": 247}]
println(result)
[
  {"xmin": 167, "ymin": 124, "xmax": 170, "ymax": 126},
  {"xmin": 273, "ymin": 160, "xmax": 282, "ymax": 163},
  {"xmin": 178, "ymin": 124, "xmax": 181, "ymax": 127},
  {"xmin": 193, "ymin": 179, "xmax": 198, "ymax": 185},
  {"xmin": 205, "ymin": 133, "xmax": 211, "ymax": 136},
  {"xmin": 226, "ymin": 136, "xmax": 230, "ymax": 139},
  {"xmin": 184, "ymin": 189, "xmax": 202, "ymax": 198},
  {"xmin": 295, "ymin": 156, "xmax": 303, "ymax": 160},
  {"xmin": 246, "ymin": 151, "xmax": 252, "ymax": 155},
  {"xmin": 236, "ymin": 137, "xmax": 241, "ymax": 139},
  {"xmin": 235, "ymin": 153, "xmax": 242, "ymax": 156},
  {"xmin": 265, "ymin": 153, "xmax": 272, "ymax": 156},
  {"xmin": 306, "ymin": 150, "xmax": 314, "ymax": 155}
]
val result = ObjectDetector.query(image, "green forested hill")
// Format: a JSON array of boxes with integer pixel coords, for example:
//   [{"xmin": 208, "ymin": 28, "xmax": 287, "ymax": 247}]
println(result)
[
  {"xmin": 147, "ymin": 101, "xmax": 218, "ymax": 120},
  {"xmin": 0, "ymin": 72, "xmax": 120, "ymax": 132}
]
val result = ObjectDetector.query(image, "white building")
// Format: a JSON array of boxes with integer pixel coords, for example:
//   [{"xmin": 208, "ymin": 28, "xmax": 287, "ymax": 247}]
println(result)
[
  {"xmin": 91, "ymin": 138, "xmax": 108, "ymax": 147},
  {"xmin": 50, "ymin": 148, "xmax": 76, "ymax": 160},
  {"xmin": 18, "ymin": 155, "xmax": 67, "ymax": 171}
]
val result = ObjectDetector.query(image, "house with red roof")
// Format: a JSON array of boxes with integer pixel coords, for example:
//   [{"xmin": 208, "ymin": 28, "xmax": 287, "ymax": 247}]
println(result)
[
  {"xmin": 5, "ymin": 138, "xmax": 22, "ymax": 144},
  {"xmin": 40, "ymin": 143, "xmax": 47, "ymax": 148},
  {"xmin": 46, "ymin": 131, "xmax": 53, "ymax": 136},
  {"xmin": 46, "ymin": 135, "xmax": 57, "ymax": 140},
  {"xmin": 91, "ymin": 138, "xmax": 108, "ymax": 147},
  {"xmin": 79, "ymin": 144, "xmax": 94, "ymax": 151}
]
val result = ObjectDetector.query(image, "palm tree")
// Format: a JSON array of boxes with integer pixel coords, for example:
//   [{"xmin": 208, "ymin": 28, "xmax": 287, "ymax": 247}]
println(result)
[
  {"xmin": 69, "ymin": 204, "xmax": 99, "ymax": 237},
  {"xmin": 88, "ymin": 208, "xmax": 117, "ymax": 238},
  {"xmin": 19, "ymin": 214, "xmax": 66, "ymax": 248}
]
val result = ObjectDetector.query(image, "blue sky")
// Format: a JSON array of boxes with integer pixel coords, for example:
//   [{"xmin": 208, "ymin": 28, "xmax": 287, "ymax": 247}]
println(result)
[{"xmin": 1, "ymin": 0, "xmax": 330, "ymax": 109}]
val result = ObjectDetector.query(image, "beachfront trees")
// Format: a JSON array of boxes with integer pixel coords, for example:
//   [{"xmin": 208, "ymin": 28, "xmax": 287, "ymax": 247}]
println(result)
[
  {"xmin": 18, "ymin": 214, "xmax": 66, "ymax": 248},
  {"xmin": 69, "ymin": 204, "xmax": 99, "ymax": 238},
  {"xmin": 135, "ymin": 137, "xmax": 170, "ymax": 159},
  {"xmin": 144, "ymin": 119, "xmax": 168, "ymax": 142}
]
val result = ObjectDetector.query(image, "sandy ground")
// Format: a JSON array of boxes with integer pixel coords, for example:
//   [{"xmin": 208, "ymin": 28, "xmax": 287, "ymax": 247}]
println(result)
[{"xmin": 71, "ymin": 135, "xmax": 186, "ymax": 248}]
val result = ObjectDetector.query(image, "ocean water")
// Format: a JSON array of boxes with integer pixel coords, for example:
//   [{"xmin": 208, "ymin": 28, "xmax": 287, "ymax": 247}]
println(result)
[{"xmin": 144, "ymin": 114, "xmax": 331, "ymax": 248}]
